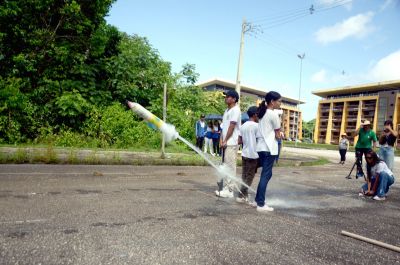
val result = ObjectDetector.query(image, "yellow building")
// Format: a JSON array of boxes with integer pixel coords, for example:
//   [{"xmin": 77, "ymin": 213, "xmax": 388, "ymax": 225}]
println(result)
[
  {"xmin": 197, "ymin": 78, "xmax": 304, "ymax": 140},
  {"xmin": 312, "ymin": 80, "xmax": 400, "ymax": 146}
]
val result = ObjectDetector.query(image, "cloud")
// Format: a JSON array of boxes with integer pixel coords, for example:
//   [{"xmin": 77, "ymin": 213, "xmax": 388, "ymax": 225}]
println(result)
[
  {"xmin": 311, "ymin": 69, "xmax": 327, "ymax": 83},
  {"xmin": 315, "ymin": 12, "xmax": 375, "ymax": 44},
  {"xmin": 369, "ymin": 50, "xmax": 400, "ymax": 81}
]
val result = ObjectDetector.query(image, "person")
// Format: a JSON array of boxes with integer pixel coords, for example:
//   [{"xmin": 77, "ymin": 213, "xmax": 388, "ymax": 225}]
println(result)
[
  {"xmin": 275, "ymin": 131, "xmax": 284, "ymax": 165},
  {"xmin": 252, "ymin": 91, "xmax": 282, "ymax": 212},
  {"xmin": 359, "ymin": 150, "xmax": 395, "ymax": 201},
  {"xmin": 204, "ymin": 121, "xmax": 215, "ymax": 155},
  {"xmin": 353, "ymin": 120, "xmax": 377, "ymax": 178},
  {"xmin": 236, "ymin": 106, "xmax": 259, "ymax": 203},
  {"xmin": 195, "ymin": 114, "xmax": 207, "ymax": 150},
  {"xmin": 212, "ymin": 120, "xmax": 221, "ymax": 156},
  {"xmin": 215, "ymin": 90, "xmax": 241, "ymax": 198},
  {"xmin": 338, "ymin": 133, "xmax": 349, "ymax": 164},
  {"xmin": 378, "ymin": 120, "xmax": 398, "ymax": 171},
  {"xmin": 274, "ymin": 109, "xmax": 284, "ymax": 165}
]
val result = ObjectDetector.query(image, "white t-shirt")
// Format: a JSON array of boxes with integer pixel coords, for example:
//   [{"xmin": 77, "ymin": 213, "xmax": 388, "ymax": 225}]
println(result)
[
  {"xmin": 371, "ymin": 161, "xmax": 393, "ymax": 177},
  {"xmin": 256, "ymin": 109, "xmax": 281, "ymax": 155},
  {"xmin": 239, "ymin": 121, "xmax": 259, "ymax": 159},
  {"xmin": 222, "ymin": 105, "xmax": 241, "ymax": 146}
]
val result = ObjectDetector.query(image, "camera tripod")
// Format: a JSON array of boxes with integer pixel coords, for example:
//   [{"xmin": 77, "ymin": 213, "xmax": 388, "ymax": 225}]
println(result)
[{"xmin": 345, "ymin": 154, "xmax": 366, "ymax": 181}]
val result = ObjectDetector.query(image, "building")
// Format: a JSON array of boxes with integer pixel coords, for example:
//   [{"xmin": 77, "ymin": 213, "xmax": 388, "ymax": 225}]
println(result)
[
  {"xmin": 312, "ymin": 80, "xmax": 400, "ymax": 147},
  {"xmin": 197, "ymin": 78, "xmax": 304, "ymax": 140}
]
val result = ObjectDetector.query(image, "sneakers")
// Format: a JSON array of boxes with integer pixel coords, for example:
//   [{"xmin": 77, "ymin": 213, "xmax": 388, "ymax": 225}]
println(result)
[
  {"xmin": 257, "ymin": 205, "xmax": 274, "ymax": 212},
  {"xmin": 356, "ymin": 172, "xmax": 364, "ymax": 179},
  {"xmin": 236, "ymin": 196, "xmax": 249, "ymax": 203},
  {"xmin": 215, "ymin": 188, "xmax": 234, "ymax": 198},
  {"xmin": 373, "ymin": 195, "xmax": 386, "ymax": 201},
  {"xmin": 248, "ymin": 201, "xmax": 257, "ymax": 207}
]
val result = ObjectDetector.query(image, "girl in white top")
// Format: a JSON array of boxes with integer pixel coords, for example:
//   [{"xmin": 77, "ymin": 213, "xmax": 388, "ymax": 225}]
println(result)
[
  {"xmin": 253, "ymin": 91, "xmax": 282, "ymax": 212},
  {"xmin": 360, "ymin": 150, "xmax": 395, "ymax": 201}
]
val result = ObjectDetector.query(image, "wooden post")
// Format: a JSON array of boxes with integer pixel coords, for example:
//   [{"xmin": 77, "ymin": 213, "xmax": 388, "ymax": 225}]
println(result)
[{"xmin": 161, "ymin": 83, "xmax": 167, "ymax": 159}]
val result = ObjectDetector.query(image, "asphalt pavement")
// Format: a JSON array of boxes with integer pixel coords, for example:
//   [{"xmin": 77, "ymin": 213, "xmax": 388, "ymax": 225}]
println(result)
[{"xmin": 0, "ymin": 151, "xmax": 399, "ymax": 264}]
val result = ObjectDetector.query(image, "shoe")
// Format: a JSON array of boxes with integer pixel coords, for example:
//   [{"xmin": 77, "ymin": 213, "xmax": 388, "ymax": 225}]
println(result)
[
  {"xmin": 257, "ymin": 205, "xmax": 274, "ymax": 212},
  {"xmin": 356, "ymin": 172, "xmax": 363, "ymax": 179},
  {"xmin": 215, "ymin": 188, "xmax": 233, "ymax": 198},
  {"xmin": 248, "ymin": 201, "xmax": 257, "ymax": 207},
  {"xmin": 373, "ymin": 195, "xmax": 386, "ymax": 201},
  {"xmin": 358, "ymin": 192, "xmax": 365, "ymax": 197},
  {"xmin": 211, "ymin": 153, "xmax": 216, "ymax": 156},
  {"xmin": 236, "ymin": 197, "xmax": 248, "ymax": 203}
]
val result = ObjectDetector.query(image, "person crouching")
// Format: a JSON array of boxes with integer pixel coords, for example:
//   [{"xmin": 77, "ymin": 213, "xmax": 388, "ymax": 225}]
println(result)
[{"xmin": 359, "ymin": 150, "xmax": 395, "ymax": 201}]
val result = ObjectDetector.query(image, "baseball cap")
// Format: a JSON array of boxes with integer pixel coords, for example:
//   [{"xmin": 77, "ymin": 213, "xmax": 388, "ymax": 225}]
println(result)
[
  {"xmin": 361, "ymin": 120, "xmax": 371, "ymax": 126},
  {"xmin": 224, "ymin": 90, "xmax": 239, "ymax": 102}
]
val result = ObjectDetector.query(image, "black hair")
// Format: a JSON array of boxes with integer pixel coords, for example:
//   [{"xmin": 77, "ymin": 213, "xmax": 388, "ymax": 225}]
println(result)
[
  {"xmin": 365, "ymin": 149, "xmax": 383, "ymax": 179},
  {"xmin": 384, "ymin": 120, "xmax": 393, "ymax": 128},
  {"xmin": 258, "ymin": 91, "xmax": 281, "ymax": 119}
]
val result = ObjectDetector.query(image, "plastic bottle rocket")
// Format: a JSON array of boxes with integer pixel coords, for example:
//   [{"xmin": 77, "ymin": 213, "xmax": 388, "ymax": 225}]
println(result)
[{"xmin": 126, "ymin": 101, "xmax": 179, "ymax": 142}]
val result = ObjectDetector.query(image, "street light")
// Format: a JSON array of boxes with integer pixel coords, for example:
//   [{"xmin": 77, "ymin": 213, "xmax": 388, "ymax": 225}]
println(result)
[{"xmin": 295, "ymin": 53, "xmax": 305, "ymax": 147}]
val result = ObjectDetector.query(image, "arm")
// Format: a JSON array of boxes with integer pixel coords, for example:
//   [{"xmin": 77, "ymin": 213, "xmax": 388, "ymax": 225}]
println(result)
[
  {"xmin": 222, "ymin": 122, "xmax": 236, "ymax": 148},
  {"xmin": 386, "ymin": 125, "xmax": 398, "ymax": 137},
  {"xmin": 274, "ymin": 129, "xmax": 281, "ymax": 139},
  {"xmin": 366, "ymin": 174, "xmax": 379, "ymax": 195},
  {"xmin": 354, "ymin": 126, "xmax": 360, "ymax": 137}
]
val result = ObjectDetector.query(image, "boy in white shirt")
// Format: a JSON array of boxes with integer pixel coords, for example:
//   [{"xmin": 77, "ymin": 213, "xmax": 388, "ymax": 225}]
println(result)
[
  {"xmin": 236, "ymin": 106, "xmax": 259, "ymax": 203},
  {"xmin": 215, "ymin": 90, "xmax": 241, "ymax": 198}
]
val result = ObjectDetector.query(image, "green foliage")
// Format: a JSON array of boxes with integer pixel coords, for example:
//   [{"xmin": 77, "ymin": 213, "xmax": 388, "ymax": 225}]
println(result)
[{"xmin": 0, "ymin": 0, "xmax": 228, "ymax": 151}]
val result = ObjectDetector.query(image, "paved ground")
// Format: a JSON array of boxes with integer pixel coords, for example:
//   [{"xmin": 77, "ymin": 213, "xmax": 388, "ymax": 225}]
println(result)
[{"xmin": 0, "ymin": 152, "xmax": 399, "ymax": 264}]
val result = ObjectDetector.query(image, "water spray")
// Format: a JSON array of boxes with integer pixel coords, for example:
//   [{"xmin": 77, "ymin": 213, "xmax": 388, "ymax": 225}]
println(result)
[{"xmin": 126, "ymin": 100, "xmax": 255, "ymax": 194}]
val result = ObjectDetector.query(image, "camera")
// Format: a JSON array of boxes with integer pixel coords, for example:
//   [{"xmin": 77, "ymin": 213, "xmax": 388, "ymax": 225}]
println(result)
[{"xmin": 384, "ymin": 129, "xmax": 389, "ymax": 133}]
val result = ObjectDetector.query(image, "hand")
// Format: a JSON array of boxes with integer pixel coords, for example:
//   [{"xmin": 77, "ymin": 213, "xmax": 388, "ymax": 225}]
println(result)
[
  {"xmin": 365, "ymin": 191, "xmax": 374, "ymax": 196},
  {"xmin": 221, "ymin": 140, "xmax": 227, "ymax": 149}
]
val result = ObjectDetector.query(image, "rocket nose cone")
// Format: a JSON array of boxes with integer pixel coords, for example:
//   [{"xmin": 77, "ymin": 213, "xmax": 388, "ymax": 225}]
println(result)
[{"xmin": 126, "ymin": 101, "xmax": 134, "ymax": 109}]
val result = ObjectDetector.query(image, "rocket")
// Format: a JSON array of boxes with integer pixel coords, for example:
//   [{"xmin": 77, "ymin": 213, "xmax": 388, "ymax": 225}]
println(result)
[{"xmin": 126, "ymin": 101, "xmax": 179, "ymax": 142}]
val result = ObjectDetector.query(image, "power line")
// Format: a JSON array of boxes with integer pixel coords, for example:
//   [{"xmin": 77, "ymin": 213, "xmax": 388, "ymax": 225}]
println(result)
[{"xmin": 251, "ymin": 0, "xmax": 352, "ymax": 30}]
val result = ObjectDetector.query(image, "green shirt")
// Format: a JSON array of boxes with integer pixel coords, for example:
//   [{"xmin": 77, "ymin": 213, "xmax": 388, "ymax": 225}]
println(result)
[{"xmin": 355, "ymin": 128, "xmax": 377, "ymax": 149}]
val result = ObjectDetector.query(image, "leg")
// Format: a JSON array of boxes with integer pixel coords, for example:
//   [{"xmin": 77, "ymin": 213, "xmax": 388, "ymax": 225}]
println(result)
[
  {"xmin": 255, "ymin": 152, "xmax": 276, "ymax": 207},
  {"xmin": 240, "ymin": 157, "xmax": 258, "ymax": 198},
  {"xmin": 224, "ymin": 145, "xmax": 238, "ymax": 188},
  {"xmin": 376, "ymin": 171, "xmax": 393, "ymax": 197}
]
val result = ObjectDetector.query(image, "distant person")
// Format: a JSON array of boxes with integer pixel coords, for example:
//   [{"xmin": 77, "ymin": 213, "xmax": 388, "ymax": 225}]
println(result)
[
  {"xmin": 195, "ymin": 114, "xmax": 207, "ymax": 150},
  {"xmin": 338, "ymin": 133, "xmax": 349, "ymax": 164},
  {"xmin": 204, "ymin": 121, "xmax": 215, "ymax": 156},
  {"xmin": 252, "ymin": 91, "xmax": 282, "ymax": 212},
  {"xmin": 212, "ymin": 120, "xmax": 221, "ymax": 156},
  {"xmin": 215, "ymin": 90, "xmax": 241, "ymax": 198},
  {"xmin": 378, "ymin": 120, "xmax": 398, "ymax": 171},
  {"xmin": 236, "ymin": 106, "xmax": 259, "ymax": 203},
  {"xmin": 359, "ymin": 150, "xmax": 395, "ymax": 201},
  {"xmin": 353, "ymin": 120, "xmax": 377, "ymax": 179}
]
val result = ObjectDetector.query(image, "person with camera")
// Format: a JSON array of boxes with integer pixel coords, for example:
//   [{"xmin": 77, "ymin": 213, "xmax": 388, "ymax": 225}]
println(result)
[
  {"xmin": 378, "ymin": 120, "xmax": 398, "ymax": 171},
  {"xmin": 354, "ymin": 120, "xmax": 377, "ymax": 178},
  {"xmin": 359, "ymin": 150, "xmax": 395, "ymax": 201}
]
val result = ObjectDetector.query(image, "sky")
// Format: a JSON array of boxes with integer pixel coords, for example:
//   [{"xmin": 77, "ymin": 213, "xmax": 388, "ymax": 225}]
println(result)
[{"xmin": 106, "ymin": 0, "xmax": 400, "ymax": 121}]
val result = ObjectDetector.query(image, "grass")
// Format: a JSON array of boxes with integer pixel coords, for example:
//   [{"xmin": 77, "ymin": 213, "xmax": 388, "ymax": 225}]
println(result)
[{"xmin": 283, "ymin": 141, "xmax": 400, "ymax": 156}]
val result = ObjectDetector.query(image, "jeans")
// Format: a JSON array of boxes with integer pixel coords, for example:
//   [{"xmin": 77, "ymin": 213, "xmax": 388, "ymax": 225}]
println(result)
[
  {"xmin": 339, "ymin": 149, "xmax": 347, "ymax": 162},
  {"xmin": 378, "ymin": 146, "xmax": 395, "ymax": 171},
  {"xmin": 355, "ymin": 148, "xmax": 371, "ymax": 176},
  {"xmin": 196, "ymin": 136, "xmax": 204, "ymax": 150},
  {"xmin": 255, "ymin": 151, "xmax": 276, "ymax": 207},
  {"xmin": 362, "ymin": 171, "xmax": 395, "ymax": 197}
]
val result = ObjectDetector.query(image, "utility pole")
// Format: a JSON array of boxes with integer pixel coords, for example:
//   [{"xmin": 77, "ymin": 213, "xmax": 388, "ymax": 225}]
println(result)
[
  {"xmin": 235, "ymin": 19, "xmax": 262, "ymax": 108},
  {"xmin": 295, "ymin": 53, "xmax": 305, "ymax": 147}
]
